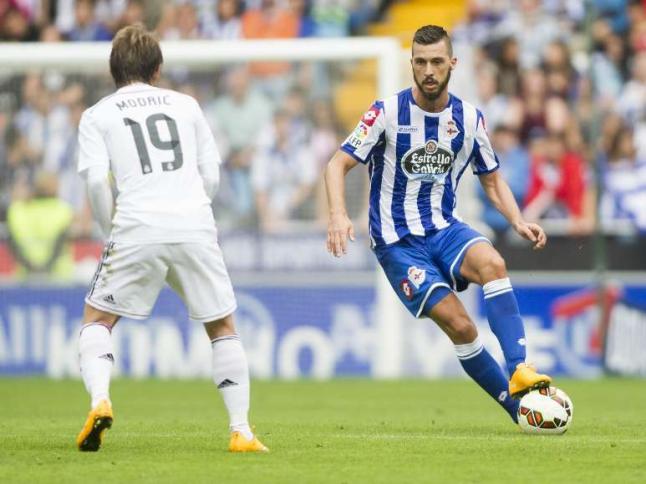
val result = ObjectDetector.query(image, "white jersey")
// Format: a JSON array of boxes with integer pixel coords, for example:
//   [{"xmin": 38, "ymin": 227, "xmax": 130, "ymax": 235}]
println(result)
[{"xmin": 78, "ymin": 82, "xmax": 220, "ymax": 244}]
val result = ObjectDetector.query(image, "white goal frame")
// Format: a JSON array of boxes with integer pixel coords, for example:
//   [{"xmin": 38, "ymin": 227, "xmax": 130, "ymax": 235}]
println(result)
[{"xmin": 0, "ymin": 37, "xmax": 406, "ymax": 378}]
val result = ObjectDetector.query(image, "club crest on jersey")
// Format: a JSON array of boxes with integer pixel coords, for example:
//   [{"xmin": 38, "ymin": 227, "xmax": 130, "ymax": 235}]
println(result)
[
  {"xmin": 401, "ymin": 141, "xmax": 454, "ymax": 183},
  {"xmin": 407, "ymin": 266, "xmax": 426, "ymax": 289},
  {"xmin": 446, "ymin": 120, "xmax": 460, "ymax": 139},
  {"xmin": 361, "ymin": 106, "xmax": 380, "ymax": 127},
  {"xmin": 400, "ymin": 279, "xmax": 414, "ymax": 300}
]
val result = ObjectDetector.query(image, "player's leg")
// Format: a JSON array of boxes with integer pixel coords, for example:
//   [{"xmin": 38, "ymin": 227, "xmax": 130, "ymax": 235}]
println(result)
[
  {"xmin": 166, "ymin": 242, "xmax": 267, "ymax": 452},
  {"xmin": 203, "ymin": 314, "xmax": 267, "ymax": 452},
  {"xmin": 374, "ymin": 235, "xmax": 518, "ymax": 422},
  {"xmin": 423, "ymin": 293, "xmax": 519, "ymax": 422},
  {"xmin": 78, "ymin": 243, "xmax": 167, "ymax": 451},
  {"xmin": 459, "ymin": 241, "xmax": 551, "ymax": 397},
  {"xmin": 76, "ymin": 305, "xmax": 119, "ymax": 451}
]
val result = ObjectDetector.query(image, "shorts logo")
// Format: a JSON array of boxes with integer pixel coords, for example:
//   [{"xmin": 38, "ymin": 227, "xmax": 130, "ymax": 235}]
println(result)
[
  {"xmin": 407, "ymin": 266, "xmax": 426, "ymax": 289},
  {"xmin": 103, "ymin": 294, "xmax": 116, "ymax": 304},
  {"xmin": 361, "ymin": 106, "xmax": 380, "ymax": 127},
  {"xmin": 401, "ymin": 141, "xmax": 454, "ymax": 183},
  {"xmin": 400, "ymin": 279, "xmax": 414, "ymax": 301}
]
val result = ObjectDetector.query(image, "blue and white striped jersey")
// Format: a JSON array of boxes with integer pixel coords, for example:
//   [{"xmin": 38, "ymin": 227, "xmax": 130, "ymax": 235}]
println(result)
[{"xmin": 341, "ymin": 88, "xmax": 499, "ymax": 247}]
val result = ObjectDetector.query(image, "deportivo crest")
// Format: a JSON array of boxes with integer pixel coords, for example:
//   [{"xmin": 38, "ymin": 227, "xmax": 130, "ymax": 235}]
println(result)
[
  {"xmin": 407, "ymin": 266, "xmax": 426, "ymax": 289},
  {"xmin": 400, "ymin": 279, "xmax": 414, "ymax": 301},
  {"xmin": 401, "ymin": 140, "xmax": 454, "ymax": 182},
  {"xmin": 446, "ymin": 120, "xmax": 460, "ymax": 139}
]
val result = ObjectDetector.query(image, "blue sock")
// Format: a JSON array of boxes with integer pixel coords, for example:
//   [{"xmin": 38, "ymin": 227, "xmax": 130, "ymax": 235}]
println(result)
[
  {"xmin": 483, "ymin": 278, "xmax": 526, "ymax": 377},
  {"xmin": 455, "ymin": 337, "xmax": 519, "ymax": 422}
]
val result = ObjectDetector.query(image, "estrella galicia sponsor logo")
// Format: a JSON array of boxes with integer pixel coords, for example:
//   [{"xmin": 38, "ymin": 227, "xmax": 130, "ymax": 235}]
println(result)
[{"xmin": 401, "ymin": 140, "xmax": 454, "ymax": 182}]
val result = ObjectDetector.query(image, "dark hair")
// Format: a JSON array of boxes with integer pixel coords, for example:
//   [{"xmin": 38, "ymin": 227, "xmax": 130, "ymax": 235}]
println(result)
[
  {"xmin": 412, "ymin": 25, "xmax": 452, "ymax": 56},
  {"xmin": 110, "ymin": 24, "xmax": 163, "ymax": 88}
]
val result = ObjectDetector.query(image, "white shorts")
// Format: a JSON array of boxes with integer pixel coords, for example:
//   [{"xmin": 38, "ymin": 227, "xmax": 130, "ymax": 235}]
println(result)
[{"xmin": 86, "ymin": 241, "xmax": 237, "ymax": 323}]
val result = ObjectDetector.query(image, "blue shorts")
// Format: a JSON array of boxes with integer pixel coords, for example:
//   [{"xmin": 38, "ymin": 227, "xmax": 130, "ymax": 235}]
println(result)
[{"xmin": 373, "ymin": 223, "xmax": 490, "ymax": 318}]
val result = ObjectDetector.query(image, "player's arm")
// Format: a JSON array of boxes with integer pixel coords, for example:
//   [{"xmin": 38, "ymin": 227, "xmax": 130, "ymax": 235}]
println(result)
[
  {"xmin": 479, "ymin": 170, "xmax": 547, "ymax": 250},
  {"xmin": 325, "ymin": 101, "xmax": 385, "ymax": 257},
  {"xmin": 77, "ymin": 110, "xmax": 113, "ymax": 238},
  {"xmin": 324, "ymin": 150, "xmax": 358, "ymax": 257},
  {"xmin": 470, "ymin": 110, "xmax": 546, "ymax": 250},
  {"xmin": 82, "ymin": 166, "xmax": 113, "ymax": 238}
]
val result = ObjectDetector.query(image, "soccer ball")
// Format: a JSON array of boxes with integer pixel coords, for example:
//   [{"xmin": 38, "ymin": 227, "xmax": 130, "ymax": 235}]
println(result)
[{"xmin": 517, "ymin": 386, "xmax": 574, "ymax": 435}]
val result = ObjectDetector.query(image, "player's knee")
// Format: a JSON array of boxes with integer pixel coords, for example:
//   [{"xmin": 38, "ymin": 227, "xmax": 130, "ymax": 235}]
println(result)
[
  {"xmin": 448, "ymin": 316, "xmax": 477, "ymax": 344},
  {"xmin": 479, "ymin": 254, "xmax": 507, "ymax": 282}
]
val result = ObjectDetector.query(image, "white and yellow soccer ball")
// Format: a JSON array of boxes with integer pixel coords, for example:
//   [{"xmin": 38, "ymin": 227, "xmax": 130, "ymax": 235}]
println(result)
[{"xmin": 517, "ymin": 386, "xmax": 574, "ymax": 435}]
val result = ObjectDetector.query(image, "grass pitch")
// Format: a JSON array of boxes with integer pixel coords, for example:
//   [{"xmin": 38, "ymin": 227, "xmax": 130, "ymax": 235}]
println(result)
[{"xmin": 1, "ymin": 378, "xmax": 645, "ymax": 483}]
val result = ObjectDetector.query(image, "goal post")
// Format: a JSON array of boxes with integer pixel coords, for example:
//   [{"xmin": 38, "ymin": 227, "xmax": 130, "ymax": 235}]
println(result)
[
  {"xmin": 0, "ymin": 37, "xmax": 402, "ymax": 98},
  {"xmin": 0, "ymin": 36, "xmax": 406, "ymax": 378}
]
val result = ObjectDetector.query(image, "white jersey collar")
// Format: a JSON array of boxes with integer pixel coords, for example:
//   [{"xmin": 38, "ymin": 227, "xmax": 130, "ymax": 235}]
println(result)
[{"xmin": 117, "ymin": 82, "xmax": 154, "ymax": 92}]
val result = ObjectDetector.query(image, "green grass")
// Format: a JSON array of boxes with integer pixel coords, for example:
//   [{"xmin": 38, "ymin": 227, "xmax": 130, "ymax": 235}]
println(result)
[{"xmin": 1, "ymin": 379, "xmax": 645, "ymax": 483}]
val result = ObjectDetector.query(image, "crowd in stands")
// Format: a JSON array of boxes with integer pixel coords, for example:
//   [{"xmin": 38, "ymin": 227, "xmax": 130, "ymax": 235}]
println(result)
[
  {"xmin": 0, "ymin": 0, "xmax": 645, "ymax": 280},
  {"xmin": 454, "ymin": 0, "xmax": 646, "ymax": 237}
]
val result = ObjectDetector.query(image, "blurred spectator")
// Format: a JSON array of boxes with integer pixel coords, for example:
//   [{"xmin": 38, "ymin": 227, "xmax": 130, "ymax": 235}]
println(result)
[
  {"xmin": 496, "ymin": 0, "xmax": 561, "ymax": 69},
  {"xmin": 288, "ymin": 0, "xmax": 316, "ymax": 37},
  {"xmin": 475, "ymin": 62, "xmax": 522, "ymax": 130},
  {"xmin": 112, "ymin": 0, "xmax": 145, "ymax": 33},
  {"xmin": 600, "ymin": 126, "xmax": 646, "ymax": 231},
  {"xmin": 251, "ymin": 110, "xmax": 316, "ymax": 232},
  {"xmin": 591, "ymin": 29, "xmax": 628, "ymax": 104},
  {"xmin": 616, "ymin": 51, "xmax": 646, "ymax": 160},
  {"xmin": 478, "ymin": 125, "xmax": 531, "ymax": 232},
  {"xmin": 594, "ymin": 0, "xmax": 631, "ymax": 34},
  {"xmin": 241, "ymin": 0, "xmax": 299, "ymax": 97},
  {"xmin": 452, "ymin": 0, "xmax": 504, "ymax": 45},
  {"xmin": 311, "ymin": 0, "xmax": 350, "ymax": 37},
  {"xmin": 206, "ymin": 66, "xmax": 273, "ymax": 222},
  {"xmin": 282, "ymin": 85, "xmax": 311, "ymax": 146},
  {"xmin": 202, "ymin": 0, "xmax": 243, "ymax": 39},
  {"xmin": 541, "ymin": 40, "xmax": 577, "ymax": 99},
  {"xmin": 163, "ymin": 2, "xmax": 200, "ymax": 40},
  {"xmin": 67, "ymin": 0, "xmax": 112, "ymax": 41},
  {"xmin": 6, "ymin": 171, "xmax": 75, "ymax": 280},
  {"xmin": 0, "ymin": 3, "xmax": 39, "ymax": 41},
  {"xmin": 494, "ymin": 36, "xmax": 522, "ymax": 97},
  {"xmin": 523, "ymin": 133, "xmax": 593, "ymax": 234},
  {"xmin": 13, "ymin": 74, "xmax": 74, "ymax": 177}
]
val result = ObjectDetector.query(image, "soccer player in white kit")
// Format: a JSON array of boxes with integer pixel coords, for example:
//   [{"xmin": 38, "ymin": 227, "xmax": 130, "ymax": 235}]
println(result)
[{"xmin": 75, "ymin": 24, "xmax": 267, "ymax": 453}]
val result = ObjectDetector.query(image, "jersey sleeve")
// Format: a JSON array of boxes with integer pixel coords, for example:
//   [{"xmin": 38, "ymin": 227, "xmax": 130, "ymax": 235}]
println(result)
[
  {"xmin": 469, "ymin": 110, "xmax": 500, "ymax": 175},
  {"xmin": 193, "ymin": 99, "xmax": 222, "ymax": 167},
  {"xmin": 77, "ymin": 109, "xmax": 110, "ymax": 174},
  {"xmin": 340, "ymin": 101, "xmax": 386, "ymax": 164}
]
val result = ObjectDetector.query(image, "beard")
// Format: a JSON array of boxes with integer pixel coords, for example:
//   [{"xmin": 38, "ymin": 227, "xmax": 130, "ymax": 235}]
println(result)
[{"xmin": 414, "ymin": 69, "xmax": 452, "ymax": 102}]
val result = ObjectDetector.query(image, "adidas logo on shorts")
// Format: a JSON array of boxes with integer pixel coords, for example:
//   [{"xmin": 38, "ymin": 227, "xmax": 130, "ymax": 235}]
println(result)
[{"xmin": 103, "ymin": 294, "xmax": 116, "ymax": 304}]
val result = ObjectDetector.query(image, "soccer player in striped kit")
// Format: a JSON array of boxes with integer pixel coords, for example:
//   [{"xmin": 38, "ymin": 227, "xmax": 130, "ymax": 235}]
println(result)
[{"xmin": 325, "ymin": 25, "xmax": 551, "ymax": 423}]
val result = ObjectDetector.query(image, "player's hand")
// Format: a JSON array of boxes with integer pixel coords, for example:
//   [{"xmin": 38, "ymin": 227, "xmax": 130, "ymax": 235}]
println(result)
[
  {"xmin": 514, "ymin": 221, "xmax": 547, "ymax": 250},
  {"xmin": 327, "ymin": 211, "xmax": 355, "ymax": 257}
]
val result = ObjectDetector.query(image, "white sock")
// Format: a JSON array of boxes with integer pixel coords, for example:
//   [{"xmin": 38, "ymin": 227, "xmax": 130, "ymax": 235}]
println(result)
[
  {"xmin": 79, "ymin": 323, "xmax": 114, "ymax": 409},
  {"xmin": 211, "ymin": 335, "xmax": 252, "ymax": 439}
]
